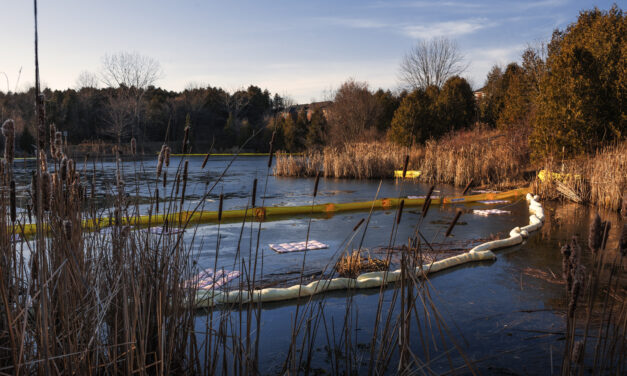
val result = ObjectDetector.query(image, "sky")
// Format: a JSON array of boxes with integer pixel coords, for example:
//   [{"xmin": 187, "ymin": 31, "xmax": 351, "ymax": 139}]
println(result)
[{"xmin": 1, "ymin": 0, "xmax": 618, "ymax": 103}]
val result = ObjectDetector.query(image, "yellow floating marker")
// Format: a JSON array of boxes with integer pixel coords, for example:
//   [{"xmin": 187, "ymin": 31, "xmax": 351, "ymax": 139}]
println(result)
[
  {"xmin": 394, "ymin": 170, "xmax": 421, "ymax": 178},
  {"xmin": 537, "ymin": 169, "xmax": 581, "ymax": 182}
]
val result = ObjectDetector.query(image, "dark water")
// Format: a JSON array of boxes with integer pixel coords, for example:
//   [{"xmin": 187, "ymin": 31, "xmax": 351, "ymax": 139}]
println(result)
[{"xmin": 13, "ymin": 156, "xmax": 624, "ymax": 373}]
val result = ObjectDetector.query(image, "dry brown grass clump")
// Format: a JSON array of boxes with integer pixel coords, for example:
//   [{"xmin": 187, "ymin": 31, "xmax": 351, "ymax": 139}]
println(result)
[
  {"xmin": 538, "ymin": 141, "xmax": 627, "ymax": 211},
  {"xmin": 335, "ymin": 250, "xmax": 389, "ymax": 278},
  {"xmin": 420, "ymin": 126, "xmax": 530, "ymax": 187},
  {"xmin": 274, "ymin": 142, "xmax": 422, "ymax": 179}
]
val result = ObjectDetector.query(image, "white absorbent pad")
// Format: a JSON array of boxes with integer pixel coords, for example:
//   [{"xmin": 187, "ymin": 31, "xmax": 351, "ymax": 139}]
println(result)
[{"xmin": 269, "ymin": 240, "xmax": 329, "ymax": 253}]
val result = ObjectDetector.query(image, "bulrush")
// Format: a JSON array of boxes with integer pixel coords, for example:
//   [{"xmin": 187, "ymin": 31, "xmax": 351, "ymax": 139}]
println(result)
[
  {"xmin": 54, "ymin": 131, "xmax": 63, "ymax": 159},
  {"xmin": 49, "ymin": 123, "xmax": 56, "ymax": 156},
  {"xmin": 561, "ymin": 242, "xmax": 574, "ymax": 292},
  {"xmin": 131, "ymin": 137, "xmax": 137, "ymax": 155},
  {"xmin": 60, "ymin": 156, "xmax": 68, "ymax": 181},
  {"xmin": 569, "ymin": 265, "xmax": 585, "ymax": 318},
  {"xmin": 157, "ymin": 144, "xmax": 166, "ymax": 178},
  {"xmin": 10, "ymin": 180, "xmax": 16, "ymax": 223},
  {"xmin": 2, "ymin": 119, "xmax": 15, "ymax": 164},
  {"xmin": 164, "ymin": 146, "xmax": 171, "ymax": 167},
  {"xmin": 588, "ymin": 214, "xmax": 603, "ymax": 253}
]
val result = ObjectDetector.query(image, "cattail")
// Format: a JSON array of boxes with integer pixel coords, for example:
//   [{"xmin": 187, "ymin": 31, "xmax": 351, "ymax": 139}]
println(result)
[
  {"xmin": 37, "ymin": 94, "xmax": 46, "ymax": 151},
  {"xmin": 54, "ymin": 131, "xmax": 63, "ymax": 159},
  {"xmin": 155, "ymin": 188, "xmax": 160, "ymax": 213},
  {"xmin": 353, "ymin": 218, "xmax": 365, "ymax": 232},
  {"xmin": 588, "ymin": 214, "xmax": 603, "ymax": 253},
  {"xmin": 2, "ymin": 119, "xmax": 15, "ymax": 164},
  {"xmin": 163, "ymin": 171, "xmax": 167, "ymax": 188},
  {"xmin": 49, "ymin": 123, "xmax": 56, "ymax": 156},
  {"xmin": 181, "ymin": 160, "xmax": 189, "ymax": 205},
  {"xmin": 10, "ymin": 180, "xmax": 16, "ymax": 223},
  {"xmin": 175, "ymin": 173, "xmax": 180, "ymax": 195},
  {"xmin": 30, "ymin": 172, "xmax": 38, "ymax": 210},
  {"xmin": 38, "ymin": 150, "xmax": 47, "ymax": 172},
  {"xmin": 251, "ymin": 178, "xmax": 257, "ymax": 207},
  {"xmin": 462, "ymin": 179, "xmax": 473, "ymax": 195},
  {"xmin": 130, "ymin": 137, "xmax": 136, "ymax": 155},
  {"xmin": 402, "ymin": 155, "xmax": 409, "ymax": 178},
  {"xmin": 560, "ymin": 243, "xmax": 573, "ymax": 290},
  {"xmin": 422, "ymin": 197, "xmax": 432, "ymax": 218},
  {"xmin": 268, "ymin": 131, "xmax": 276, "ymax": 168},
  {"xmin": 396, "ymin": 199, "xmax": 405, "ymax": 224},
  {"xmin": 445, "ymin": 210, "xmax": 462, "ymax": 237},
  {"xmin": 568, "ymin": 265, "xmax": 585, "ymax": 318},
  {"xmin": 218, "ymin": 193, "xmax": 224, "ymax": 222},
  {"xmin": 313, "ymin": 172, "xmax": 320, "ymax": 198},
  {"xmin": 201, "ymin": 153, "xmax": 210, "ymax": 169},
  {"xmin": 157, "ymin": 144, "xmax": 166, "ymax": 178},
  {"xmin": 182, "ymin": 125, "xmax": 190, "ymax": 154},
  {"xmin": 619, "ymin": 224, "xmax": 626, "ymax": 257},
  {"xmin": 42, "ymin": 172, "xmax": 51, "ymax": 211},
  {"xmin": 60, "ymin": 156, "xmax": 68, "ymax": 181},
  {"xmin": 621, "ymin": 192, "xmax": 626, "ymax": 219},
  {"xmin": 164, "ymin": 146, "xmax": 171, "ymax": 167},
  {"xmin": 63, "ymin": 220, "xmax": 72, "ymax": 240},
  {"xmin": 67, "ymin": 159, "xmax": 75, "ymax": 182}
]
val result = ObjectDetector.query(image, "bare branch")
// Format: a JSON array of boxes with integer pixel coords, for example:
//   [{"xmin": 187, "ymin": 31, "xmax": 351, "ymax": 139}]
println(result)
[{"xmin": 399, "ymin": 37, "xmax": 468, "ymax": 90}]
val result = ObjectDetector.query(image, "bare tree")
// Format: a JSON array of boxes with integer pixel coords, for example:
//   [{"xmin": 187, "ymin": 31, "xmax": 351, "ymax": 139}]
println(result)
[
  {"xmin": 399, "ymin": 37, "xmax": 467, "ymax": 90},
  {"xmin": 100, "ymin": 52, "xmax": 162, "ymax": 145},
  {"xmin": 327, "ymin": 78, "xmax": 381, "ymax": 145},
  {"xmin": 75, "ymin": 70, "xmax": 100, "ymax": 89},
  {"xmin": 103, "ymin": 94, "xmax": 134, "ymax": 146}
]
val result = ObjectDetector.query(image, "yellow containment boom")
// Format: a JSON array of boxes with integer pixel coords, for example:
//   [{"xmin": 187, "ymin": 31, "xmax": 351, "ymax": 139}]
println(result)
[
  {"xmin": 15, "ymin": 187, "xmax": 531, "ymax": 237},
  {"xmin": 394, "ymin": 170, "xmax": 421, "ymax": 178}
]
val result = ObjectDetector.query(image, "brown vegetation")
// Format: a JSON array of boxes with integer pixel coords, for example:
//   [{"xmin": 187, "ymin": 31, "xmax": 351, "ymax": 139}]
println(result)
[{"xmin": 335, "ymin": 250, "xmax": 389, "ymax": 278}]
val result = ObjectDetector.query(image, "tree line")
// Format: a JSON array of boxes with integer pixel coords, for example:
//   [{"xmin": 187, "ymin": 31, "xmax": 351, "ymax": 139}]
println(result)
[{"xmin": 0, "ymin": 5, "xmax": 623, "ymax": 158}]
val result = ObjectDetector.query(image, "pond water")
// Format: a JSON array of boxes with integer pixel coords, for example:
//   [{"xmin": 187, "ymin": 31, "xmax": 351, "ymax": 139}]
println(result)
[{"xmin": 12, "ymin": 155, "xmax": 625, "ymax": 374}]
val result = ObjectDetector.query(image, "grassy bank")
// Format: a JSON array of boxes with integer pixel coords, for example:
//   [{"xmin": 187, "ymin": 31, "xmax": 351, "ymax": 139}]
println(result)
[{"xmin": 274, "ymin": 127, "xmax": 626, "ymax": 212}]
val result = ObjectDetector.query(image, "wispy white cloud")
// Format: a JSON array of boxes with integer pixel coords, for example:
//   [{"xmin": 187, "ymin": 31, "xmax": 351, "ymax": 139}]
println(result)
[
  {"xmin": 401, "ymin": 19, "xmax": 489, "ymax": 39},
  {"xmin": 318, "ymin": 17, "xmax": 388, "ymax": 29},
  {"xmin": 368, "ymin": 1, "xmax": 483, "ymax": 9}
]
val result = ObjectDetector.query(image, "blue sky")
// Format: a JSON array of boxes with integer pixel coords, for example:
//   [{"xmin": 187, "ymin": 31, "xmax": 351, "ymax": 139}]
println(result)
[{"xmin": 1, "ymin": 1, "xmax": 618, "ymax": 103}]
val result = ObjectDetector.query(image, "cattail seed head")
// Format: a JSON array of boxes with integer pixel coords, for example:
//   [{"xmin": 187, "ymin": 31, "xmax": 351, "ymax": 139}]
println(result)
[
  {"xmin": 130, "ymin": 137, "xmax": 136, "ymax": 155},
  {"xmin": 10, "ymin": 180, "xmax": 16, "ymax": 222},
  {"xmin": 353, "ymin": 218, "xmax": 365, "ymax": 232},
  {"xmin": 251, "ymin": 178, "xmax": 257, "ymax": 207},
  {"xmin": 42, "ymin": 172, "xmax": 51, "ymax": 211},
  {"xmin": 402, "ymin": 155, "xmax": 409, "ymax": 178},
  {"xmin": 589, "ymin": 214, "xmax": 603, "ymax": 253},
  {"xmin": 445, "ymin": 210, "xmax": 462, "ymax": 237},
  {"xmin": 63, "ymin": 220, "xmax": 72, "ymax": 240},
  {"xmin": 182, "ymin": 125, "xmax": 190, "ymax": 153},
  {"xmin": 49, "ymin": 123, "xmax": 56, "ymax": 156},
  {"xmin": 164, "ymin": 146, "xmax": 171, "ymax": 167},
  {"xmin": 201, "ymin": 153, "xmax": 210, "ymax": 169},
  {"xmin": 37, "ymin": 94, "xmax": 46, "ymax": 150},
  {"xmin": 54, "ymin": 131, "xmax": 63, "ymax": 159},
  {"xmin": 397, "ymin": 199, "xmax": 405, "ymax": 224},
  {"xmin": 157, "ymin": 144, "xmax": 166, "ymax": 178},
  {"xmin": 218, "ymin": 193, "xmax": 224, "ymax": 222},
  {"xmin": 572, "ymin": 341, "xmax": 584, "ymax": 364},
  {"xmin": 38, "ymin": 150, "xmax": 47, "ymax": 172},
  {"xmin": 2, "ymin": 119, "xmax": 15, "ymax": 164},
  {"xmin": 155, "ymin": 188, "xmax": 160, "ymax": 213},
  {"xmin": 313, "ymin": 172, "xmax": 320, "ymax": 198},
  {"xmin": 60, "ymin": 156, "xmax": 68, "ymax": 181}
]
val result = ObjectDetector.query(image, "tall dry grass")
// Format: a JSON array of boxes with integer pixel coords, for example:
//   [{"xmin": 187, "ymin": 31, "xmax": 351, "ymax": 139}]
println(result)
[
  {"xmin": 274, "ymin": 141, "xmax": 423, "ymax": 179},
  {"xmin": 420, "ymin": 126, "xmax": 530, "ymax": 187},
  {"xmin": 539, "ymin": 141, "xmax": 627, "ymax": 211}
]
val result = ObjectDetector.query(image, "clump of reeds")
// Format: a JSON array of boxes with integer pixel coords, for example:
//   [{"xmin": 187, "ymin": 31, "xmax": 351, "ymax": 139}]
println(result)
[
  {"xmin": 420, "ymin": 126, "xmax": 530, "ymax": 188},
  {"xmin": 274, "ymin": 141, "xmax": 422, "ymax": 179},
  {"xmin": 539, "ymin": 142, "xmax": 627, "ymax": 211},
  {"xmin": 335, "ymin": 250, "xmax": 389, "ymax": 278},
  {"xmin": 2, "ymin": 119, "xmax": 15, "ymax": 164}
]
